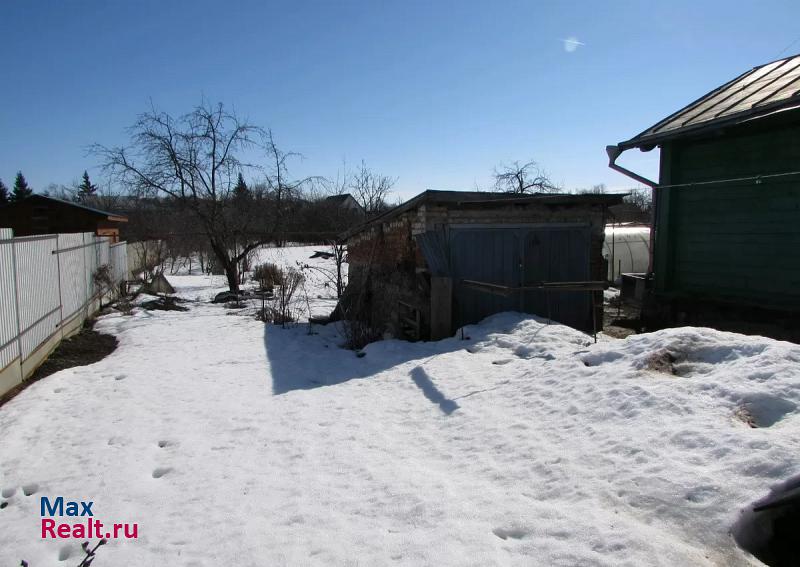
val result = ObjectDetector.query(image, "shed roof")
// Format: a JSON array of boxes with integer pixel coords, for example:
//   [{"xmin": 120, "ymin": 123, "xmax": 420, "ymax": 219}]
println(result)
[
  {"xmin": 14, "ymin": 194, "xmax": 128, "ymax": 222},
  {"xmin": 618, "ymin": 53, "xmax": 800, "ymax": 150},
  {"xmin": 342, "ymin": 190, "xmax": 623, "ymax": 239}
]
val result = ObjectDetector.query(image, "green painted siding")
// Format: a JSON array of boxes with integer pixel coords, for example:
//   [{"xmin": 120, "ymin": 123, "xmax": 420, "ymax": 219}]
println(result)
[{"xmin": 656, "ymin": 117, "xmax": 800, "ymax": 310}]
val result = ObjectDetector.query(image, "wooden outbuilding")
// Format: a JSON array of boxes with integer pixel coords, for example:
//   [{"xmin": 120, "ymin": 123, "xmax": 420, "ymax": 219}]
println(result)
[
  {"xmin": 608, "ymin": 53, "xmax": 800, "ymax": 339},
  {"xmin": 341, "ymin": 190, "xmax": 622, "ymax": 341},
  {"xmin": 0, "ymin": 195, "xmax": 128, "ymax": 243}
]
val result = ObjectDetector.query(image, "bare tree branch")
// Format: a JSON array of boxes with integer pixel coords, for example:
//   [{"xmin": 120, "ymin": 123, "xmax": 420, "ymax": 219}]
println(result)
[
  {"xmin": 492, "ymin": 160, "xmax": 559, "ymax": 194},
  {"xmin": 349, "ymin": 160, "xmax": 396, "ymax": 216}
]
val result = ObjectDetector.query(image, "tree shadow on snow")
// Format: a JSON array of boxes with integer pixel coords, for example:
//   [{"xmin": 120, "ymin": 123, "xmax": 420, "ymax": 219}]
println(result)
[
  {"xmin": 264, "ymin": 323, "xmax": 467, "ymax": 395},
  {"xmin": 409, "ymin": 366, "xmax": 460, "ymax": 415}
]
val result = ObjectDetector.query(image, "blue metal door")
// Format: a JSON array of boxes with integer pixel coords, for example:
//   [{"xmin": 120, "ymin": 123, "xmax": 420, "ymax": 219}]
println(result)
[{"xmin": 449, "ymin": 225, "xmax": 591, "ymax": 331}]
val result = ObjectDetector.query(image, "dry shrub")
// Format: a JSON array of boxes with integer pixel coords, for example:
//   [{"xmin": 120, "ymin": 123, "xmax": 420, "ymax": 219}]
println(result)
[
  {"xmin": 337, "ymin": 283, "xmax": 382, "ymax": 350},
  {"xmin": 116, "ymin": 300, "xmax": 134, "ymax": 316},
  {"xmin": 254, "ymin": 266, "xmax": 304, "ymax": 328},
  {"xmin": 252, "ymin": 262, "xmax": 281, "ymax": 291},
  {"xmin": 93, "ymin": 264, "xmax": 115, "ymax": 304},
  {"xmin": 275, "ymin": 267, "xmax": 304, "ymax": 327}
]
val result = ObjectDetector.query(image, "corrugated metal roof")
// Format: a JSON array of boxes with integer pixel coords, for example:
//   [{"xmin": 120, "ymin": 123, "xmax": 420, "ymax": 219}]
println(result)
[{"xmin": 619, "ymin": 53, "xmax": 800, "ymax": 149}]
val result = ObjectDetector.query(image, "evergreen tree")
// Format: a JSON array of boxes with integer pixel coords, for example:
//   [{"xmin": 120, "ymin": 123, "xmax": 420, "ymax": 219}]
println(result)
[
  {"xmin": 77, "ymin": 170, "xmax": 98, "ymax": 201},
  {"xmin": 0, "ymin": 179, "xmax": 8, "ymax": 205},
  {"xmin": 233, "ymin": 172, "xmax": 248, "ymax": 200},
  {"xmin": 11, "ymin": 171, "xmax": 33, "ymax": 202}
]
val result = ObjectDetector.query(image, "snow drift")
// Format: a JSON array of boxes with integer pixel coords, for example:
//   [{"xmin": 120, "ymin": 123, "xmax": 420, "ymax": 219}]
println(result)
[{"xmin": 0, "ymin": 248, "xmax": 798, "ymax": 566}]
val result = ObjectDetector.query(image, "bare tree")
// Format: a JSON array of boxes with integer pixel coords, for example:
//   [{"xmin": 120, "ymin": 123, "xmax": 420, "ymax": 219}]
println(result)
[
  {"xmin": 576, "ymin": 183, "xmax": 607, "ymax": 194},
  {"xmin": 94, "ymin": 102, "xmax": 305, "ymax": 293},
  {"xmin": 349, "ymin": 160, "xmax": 396, "ymax": 215},
  {"xmin": 492, "ymin": 160, "xmax": 558, "ymax": 194},
  {"xmin": 624, "ymin": 186, "xmax": 652, "ymax": 214}
]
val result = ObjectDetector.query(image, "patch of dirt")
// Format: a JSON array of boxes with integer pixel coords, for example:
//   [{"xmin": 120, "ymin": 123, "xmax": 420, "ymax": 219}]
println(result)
[
  {"xmin": 0, "ymin": 324, "xmax": 117, "ymax": 408},
  {"xmin": 603, "ymin": 325, "xmax": 638, "ymax": 339},
  {"xmin": 734, "ymin": 405, "xmax": 758, "ymax": 428},
  {"xmin": 141, "ymin": 297, "xmax": 189, "ymax": 311},
  {"xmin": 644, "ymin": 350, "xmax": 676, "ymax": 374}
]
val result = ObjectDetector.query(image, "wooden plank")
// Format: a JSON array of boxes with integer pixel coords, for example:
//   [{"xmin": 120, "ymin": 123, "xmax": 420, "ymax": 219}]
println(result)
[{"xmin": 430, "ymin": 276, "xmax": 452, "ymax": 340}]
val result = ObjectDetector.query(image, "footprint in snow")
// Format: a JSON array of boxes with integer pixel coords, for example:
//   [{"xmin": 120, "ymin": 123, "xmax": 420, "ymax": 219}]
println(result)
[
  {"xmin": 114, "ymin": 374, "xmax": 127, "ymax": 381},
  {"xmin": 152, "ymin": 467, "xmax": 172, "ymax": 479},
  {"xmin": 492, "ymin": 359, "xmax": 513, "ymax": 365},
  {"xmin": 1, "ymin": 487, "xmax": 16, "ymax": 498},
  {"xmin": 22, "ymin": 483, "xmax": 39, "ymax": 496},
  {"xmin": 493, "ymin": 526, "xmax": 530, "ymax": 540},
  {"xmin": 157, "ymin": 440, "xmax": 171, "ymax": 448},
  {"xmin": 58, "ymin": 544, "xmax": 72, "ymax": 561}
]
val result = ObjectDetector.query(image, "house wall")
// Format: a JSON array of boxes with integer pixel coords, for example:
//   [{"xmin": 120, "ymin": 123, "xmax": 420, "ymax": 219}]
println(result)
[
  {"xmin": 654, "ymin": 115, "xmax": 800, "ymax": 315},
  {"xmin": 346, "ymin": 201, "xmax": 608, "ymax": 340}
]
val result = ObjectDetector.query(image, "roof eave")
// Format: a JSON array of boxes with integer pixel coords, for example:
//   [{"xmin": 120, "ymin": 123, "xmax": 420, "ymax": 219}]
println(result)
[{"xmin": 616, "ymin": 98, "xmax": 800, "ymax": 151}]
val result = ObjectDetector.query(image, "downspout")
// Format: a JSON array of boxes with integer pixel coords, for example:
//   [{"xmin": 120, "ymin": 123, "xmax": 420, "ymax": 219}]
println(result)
[
  {"xmin": 605, "ymin": 145, "xmax": 659, "ymax": 276},
  {"xmin": 606, "ymin": 144, "xmax": 658, "ymax": 188}
]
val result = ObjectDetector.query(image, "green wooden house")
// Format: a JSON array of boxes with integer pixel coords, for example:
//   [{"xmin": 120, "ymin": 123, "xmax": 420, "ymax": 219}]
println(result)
[{"xmin": 607, "ymin": 54, "xmax": 800, "ymax": 339}]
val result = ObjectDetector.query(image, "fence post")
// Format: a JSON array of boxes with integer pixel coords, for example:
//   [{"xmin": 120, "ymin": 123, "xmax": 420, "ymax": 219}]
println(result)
[
  {"xmin": 10, "ymin": 239, "xmax": 24, "ymax": 383},
  {"xmin": 55, "ymin": 236, "xmax": 64, "ymax": 340},
  {"xmin": 82, "ymin": 234, "xmax": 89, "ymax": 324}
]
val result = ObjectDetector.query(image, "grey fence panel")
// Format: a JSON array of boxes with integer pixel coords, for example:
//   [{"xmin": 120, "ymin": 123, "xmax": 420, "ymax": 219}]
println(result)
[
  {"xmin": 58, "ymin": 233, "xmax": 87, "ymax": 322},
  {"xmin": 0, "ymin": 229, "xmax": 19, "ymax": 371},
  {"xmin": 109, "ymin": 243, "xmax": 128, "ymax": 289},
  {"xmin": 0, "ymin": 230, "xmax": 129, "ymax": 394},
  {"xmin": 97, "ymin": 237, "xmax": 110, "ymax": 268},
  {"xmin": 14, "ymin": 235, "xmax": 61, "ymax": 359}
]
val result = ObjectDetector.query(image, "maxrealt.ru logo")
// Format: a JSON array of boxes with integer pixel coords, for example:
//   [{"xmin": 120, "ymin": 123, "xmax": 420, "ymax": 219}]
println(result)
[{"xmin": 40, "ymin": 497, "xmax": 138, "ymax": 540}]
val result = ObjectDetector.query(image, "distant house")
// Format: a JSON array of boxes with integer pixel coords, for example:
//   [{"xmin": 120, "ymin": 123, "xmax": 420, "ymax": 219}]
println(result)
[
  {"xmin": 0, "ymin": 195, "xmax": 128, "ymax": 243},
  {"xmin": 341, "ymin": 190, "xmax": 622, "ymax": 341},
  {"xmin": 325, "ymin": 193, "xmax": 363, "ymax": 213},
  {"xmin": 608, "ymin": 53, "xmax": 800, "ymax": 339}
]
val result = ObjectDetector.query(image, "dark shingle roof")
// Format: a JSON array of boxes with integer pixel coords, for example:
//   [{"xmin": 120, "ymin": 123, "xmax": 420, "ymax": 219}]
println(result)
[
  {"xmin": 324, "ymin": 194, "xmax": 354, "ymax": 204},
  {"xmin": 26, "ymin": 194, "xmax": 128, "ymax": 221},
  {"xmin": 619, "ymin": 53, "xmax": 800, "ymax": 149}
]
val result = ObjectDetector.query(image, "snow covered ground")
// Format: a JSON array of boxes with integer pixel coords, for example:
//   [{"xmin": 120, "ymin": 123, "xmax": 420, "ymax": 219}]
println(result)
[{"xmin": 1, "ymin": 246, "xmax": 799, "ymax": 566}]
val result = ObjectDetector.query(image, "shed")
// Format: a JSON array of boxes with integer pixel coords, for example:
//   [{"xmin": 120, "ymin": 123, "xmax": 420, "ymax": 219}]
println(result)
[
  {"xmin": 341, "ymin": 190, "xmax": 622, "ymax": 340},
  {"xmin": 608, "ymin": 53, "xmax": 800, "ymax": 339},
  {"xmin": 0, "ymin": 195, "xmax": 128, "ymax": 243}
]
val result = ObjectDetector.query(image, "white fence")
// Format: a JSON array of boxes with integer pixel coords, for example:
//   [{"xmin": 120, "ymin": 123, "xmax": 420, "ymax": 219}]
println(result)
[{"xmin": 0, "ymin": 229, "xmax": 128, "ymax": 397}]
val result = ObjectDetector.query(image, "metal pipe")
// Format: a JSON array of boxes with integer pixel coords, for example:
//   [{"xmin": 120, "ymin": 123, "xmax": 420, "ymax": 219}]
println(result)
[
  {"xmin": 606, "ymin": 144, "xmax": 658, "ymax": 277},
  {"xmin": 605, "ymin": 145, "xmax": 658, "ymax": 188}
]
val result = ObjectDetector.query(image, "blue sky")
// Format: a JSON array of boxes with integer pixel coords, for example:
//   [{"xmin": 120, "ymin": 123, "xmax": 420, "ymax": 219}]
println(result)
[{"xmin": 2, "ymin": 0, "xmax": 799, "ymax": 200}]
